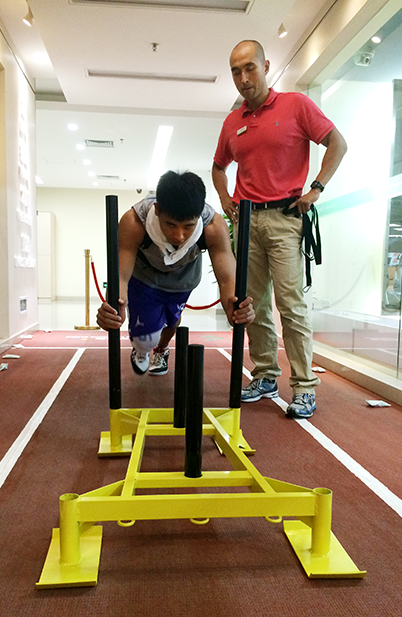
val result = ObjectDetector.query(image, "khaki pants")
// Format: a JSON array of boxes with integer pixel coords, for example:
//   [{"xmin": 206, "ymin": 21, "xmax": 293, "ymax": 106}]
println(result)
[{"xmin": 245, "ymin": 208, "xmax": 320, "ymax": 393}]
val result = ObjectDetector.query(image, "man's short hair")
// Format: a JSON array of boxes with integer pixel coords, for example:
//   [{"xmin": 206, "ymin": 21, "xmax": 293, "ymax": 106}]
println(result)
[
  {"xmin": 232, "ymin": 40, "xmax": 265, "ymax": 63},
  {"xmin": 156, "ymin": 171, "xmax": 206, "ymax": 221}
]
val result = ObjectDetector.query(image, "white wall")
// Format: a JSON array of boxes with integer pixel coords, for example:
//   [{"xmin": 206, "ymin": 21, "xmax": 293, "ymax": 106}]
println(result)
[
  {"xmin": 0, "ymin": 21, "xmax": 37, "ymax": 344},
  {"xmin": 321, "ymin": 80, "xmax": 393, "ymax": 199},
  {"xmin": 312, "ymin": 80, "xmax": 394, "ymax": 315},
  {"xmin": 36, "ymin": 185, "xmax": 220, "ymax": 307}
]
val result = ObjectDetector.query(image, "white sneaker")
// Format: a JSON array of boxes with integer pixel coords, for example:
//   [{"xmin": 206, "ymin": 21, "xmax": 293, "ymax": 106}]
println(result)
[
  {"xmin": 130, "ymin": 349, "xmax": 149, "ymax": 375},
  {"xmin": 149, "ymin": 347, "xmax": 169, "ymax": 376}
]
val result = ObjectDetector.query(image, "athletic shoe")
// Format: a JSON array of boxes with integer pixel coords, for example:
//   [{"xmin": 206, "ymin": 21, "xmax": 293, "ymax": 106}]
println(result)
[
  {"xmin": 149, "ymin": 347, "xmax": 169, "ymax": 376},
  {"xmin": 241, "ymin": 378, "xmax": 278, "ymax": 403},
  {"xmin": 130, "ymin": 349, "xmax": 149, "ymax": 375},
  {"xmin": 286, "ymin": 393, "xmax": 316, "ymax": 418}
]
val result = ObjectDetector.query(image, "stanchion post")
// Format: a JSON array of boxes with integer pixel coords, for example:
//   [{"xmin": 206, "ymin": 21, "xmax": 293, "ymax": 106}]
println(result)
[
  {"xmin": 106, "ymin": 195, "xmax": 121, "ymax": 411},
  {"xmin": 184, "ymin": 344, "xmax": 204, "ymax": 478},
  {"xmin": 174, "ymin": 326, "xmax": 189, "ymax": 428},
  {"xmin": 74, "ymin": 249, "xmax": 100, "ymax": 330},
  {"xmin": 229, "ymin": 200, "xmax": 251, "ymax": 409},
  {"xmin": 84, "ymin": 249, "xmax": 90, "ymax": 326}
]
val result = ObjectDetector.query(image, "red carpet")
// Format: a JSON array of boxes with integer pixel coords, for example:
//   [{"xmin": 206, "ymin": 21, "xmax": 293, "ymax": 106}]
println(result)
[{"xmin": 0, "ymin": 330, "xmax": 401, "ymax": 616}]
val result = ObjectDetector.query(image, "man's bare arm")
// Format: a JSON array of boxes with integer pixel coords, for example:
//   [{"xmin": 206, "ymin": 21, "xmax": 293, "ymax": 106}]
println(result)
[
  {"xmin": 212, "ymin": 162, "xmax": 239, "ymax": 224},
  {"xmin": 205, "ymin": 213, "xmax": 254, "ymax": 326},
  {"xmin": 97, "ymin": 208, "xmax": 145, "ymax": 330},
  {"xmin": 295, "ymin": 127, "xmax": 347, "ymax": 214}
]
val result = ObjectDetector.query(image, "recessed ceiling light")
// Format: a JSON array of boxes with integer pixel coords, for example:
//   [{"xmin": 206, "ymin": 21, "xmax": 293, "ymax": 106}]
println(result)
[
  {"xmin": 371, "ymin": 35, "xmax": 381, "ymax": 44},
  {"xmin": 88, "ymin": 171, "xmax": 96, "ymax": 177},
  {"xmin": 83, "ymin": 159, "xmax": 91, "ymax": 165},
  {"xmin": 71, "ymin": 1, "xmax": 251, "ymax": 13},
  {"xmin": 92, "ymin": 182, "xmax": 99, "ymax": 186},
  {"xmin": 76, "ymin": 144, "xmax": 85, "ymax": 151},
  {"xmin": 68, "ymin": 123, "xmax": 79, "ymax": 131},
  {"xmin": 86, "ymin": 69, "xmax": 217, "ymax": 83}
]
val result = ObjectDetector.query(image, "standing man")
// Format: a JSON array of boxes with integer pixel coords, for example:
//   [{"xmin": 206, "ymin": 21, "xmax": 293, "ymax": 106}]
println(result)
[{"xmin": 212, "ymin": 40, "xmax": 347, "ymax": 418}]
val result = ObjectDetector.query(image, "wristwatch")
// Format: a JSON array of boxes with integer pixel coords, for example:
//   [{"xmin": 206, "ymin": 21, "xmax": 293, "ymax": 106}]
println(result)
[{"xmin": 310, "ymin": 180, "xmax": 325, "ymax": 192}]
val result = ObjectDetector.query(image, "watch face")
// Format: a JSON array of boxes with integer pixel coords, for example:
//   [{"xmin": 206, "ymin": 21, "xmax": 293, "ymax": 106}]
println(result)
[{"xmin": 311, "ymin": 181, "xmax": 324, "ymax": 191}]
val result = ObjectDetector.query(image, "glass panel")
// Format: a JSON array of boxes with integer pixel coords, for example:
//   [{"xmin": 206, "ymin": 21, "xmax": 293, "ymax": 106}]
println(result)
[{"xmin": 312, "ymin": 8, "xmax": 402, "ymax": 378}]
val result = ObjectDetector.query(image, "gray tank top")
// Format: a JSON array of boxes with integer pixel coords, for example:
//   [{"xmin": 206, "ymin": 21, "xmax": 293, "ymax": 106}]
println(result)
[{"xmin": 132, "ymin": 195, "xmax": 215, "ymax": 292}]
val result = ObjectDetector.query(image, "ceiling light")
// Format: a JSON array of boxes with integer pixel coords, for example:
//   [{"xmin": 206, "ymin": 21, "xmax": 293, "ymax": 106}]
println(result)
[
  {"xmin": 71, "ymin": 1, "xmax": 251, "ymax": 13},
  {"xmin": 68, "ymin": 123, "xmax": 79, "ymax": 131},
  {"xmin": 147, "ymin": 125, "xmax": 174, "ymax": 189},
  {"xmin": 23, "ymin": 6, "xmax": 34, "ymax": 27},
  {"xmin": 88, "ymin": 171, "xmax": 96, "ymax": 177},
  {"xmin": 86, "ymin": 69, "xmax": 217, "ymax": 84},
  {"xmin": 76, "ymin": 144, "xmax": 85, "ymax": 151},
  {"xmin": 83, "ymin": 159, "xmax": 91, "ymax": 165},
  {"xmin": 85, "ymin": 139, "xmax": 114, "ymax": 148},
  {"xmin": 278, "ymin": 23, "xmax": 287, "ymax": 38},
  {"xmin": 371, "ymin": 35, "xmax": 381, "ymax": 44}
]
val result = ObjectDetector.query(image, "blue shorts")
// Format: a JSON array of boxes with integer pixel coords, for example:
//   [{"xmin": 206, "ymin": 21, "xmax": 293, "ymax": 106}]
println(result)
[{"xmin": 127, "ymin": 277, "xmax": 190, "ymax": 339}]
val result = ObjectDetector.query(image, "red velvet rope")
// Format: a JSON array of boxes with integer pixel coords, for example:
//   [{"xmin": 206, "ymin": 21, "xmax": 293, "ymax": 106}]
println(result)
[
  {"xmin": 91, "ymin": 260, "xmax": 220, "ymax": 310},
  {"xmin": 185, "ymin": 299, "xmax": 220, "ymax": 310},
  {"xmin": 91, "ymin": 261, "xmax": 106, "ymax": 303}
]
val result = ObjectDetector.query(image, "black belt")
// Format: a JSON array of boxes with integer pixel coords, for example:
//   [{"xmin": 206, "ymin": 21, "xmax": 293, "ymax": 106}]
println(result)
[{"xmin": 251, "ymin": 196, "xmax": 299, "ymax": 211}]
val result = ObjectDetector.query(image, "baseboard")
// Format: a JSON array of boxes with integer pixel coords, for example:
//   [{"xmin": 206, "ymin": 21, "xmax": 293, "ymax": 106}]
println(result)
[
  {"xmin": 0, "ymin": 322, "xmax": 40, "ymax": 353},
  {"xmin": 313, "ymin": 341, "xmax": 402, "ymax": 407}
]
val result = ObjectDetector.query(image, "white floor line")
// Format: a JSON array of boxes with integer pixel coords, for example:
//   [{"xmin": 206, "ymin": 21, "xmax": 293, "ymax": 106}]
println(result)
[
  {"xmin": 19, "ymin": 346, "xmax": 108, "ymax": 350},
  {"xmin": 19, "ymin": 345, "xmax": 237, "ymax": 351},
  {"xmin": 0, "ymin": 348, "xmax": 85, "ymax": 490},
  {"xmin": 293, "ymin": 419, "xmax": 402, "ymax": 518},
  {"xmin": 217, "ymin": 347, "xmax": 402, "ymax": 518}
]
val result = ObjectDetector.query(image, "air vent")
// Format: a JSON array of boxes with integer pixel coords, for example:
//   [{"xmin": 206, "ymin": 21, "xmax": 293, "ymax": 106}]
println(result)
[
  {"xmin": 86, "ymin": 70, "xmax": 218, "ymax": 84},
  {"xmin": 97, "ymin": 175, "xmax": 120, "ymax": 180},
  {"xmin": 85, "ymin": 139, "xmax": 114, "ymax": 148},
  {"xmin": 70, "ymin": 1, "xmax": 252, "ymax": 13}
]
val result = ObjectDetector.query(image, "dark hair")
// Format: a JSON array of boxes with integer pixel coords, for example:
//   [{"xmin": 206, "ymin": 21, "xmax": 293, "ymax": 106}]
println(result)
[
  {"xmin": 232, "ymin": 40, "xmax": 266, "ymax": 63},
  {"xmin": 156, "ymin": 171, "xmax": 206, "ymax": 221}
]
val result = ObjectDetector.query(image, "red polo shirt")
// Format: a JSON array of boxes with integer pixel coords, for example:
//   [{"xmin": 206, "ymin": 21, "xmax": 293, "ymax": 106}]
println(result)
[{"xmin": 214, "ymin": 88, "xmax": 334, "ymax": 203}]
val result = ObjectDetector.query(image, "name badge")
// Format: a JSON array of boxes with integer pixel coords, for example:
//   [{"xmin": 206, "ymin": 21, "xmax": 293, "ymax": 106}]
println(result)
[{"xmin": 237, "ymin": 126, "xmax": 247, "ymax": 136}]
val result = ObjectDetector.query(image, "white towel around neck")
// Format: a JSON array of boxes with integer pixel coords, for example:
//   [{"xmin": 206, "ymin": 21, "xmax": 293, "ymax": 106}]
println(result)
[{"xmin": 145, "ymin": 204, "xmax": 203, "ymax": 265}]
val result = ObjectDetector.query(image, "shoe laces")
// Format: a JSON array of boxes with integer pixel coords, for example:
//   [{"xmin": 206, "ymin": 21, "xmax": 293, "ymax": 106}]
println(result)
[
  {"xmin": 152, "ymin": 346, "xmax": 168, "ymax": 356},
  {"xmin": 151, "ymin": 347, "xmax": 168, "ymax": 364},
  {"xmin": 292, "ymin": 393, "xmax": 312, "ymax": 404},
  {"xmin": 250, "ymin": 378, "xmax": 274, "ymax": 389},
  {"xmin": 250, "ymin": 378, "xmax": 263, "ymax": 388}
]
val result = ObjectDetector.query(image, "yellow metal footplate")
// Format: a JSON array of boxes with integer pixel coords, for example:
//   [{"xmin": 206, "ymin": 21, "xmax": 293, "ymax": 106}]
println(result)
[
  {"xmin": 284, "ymin": 521, "xmax": 366, "ymax": 578},
  {"xmin": 37, "ymin": 407, "xmax": 365, "ymax": 588},
  {"xmin": 36, "ymin": 526, "xmax": 103, "ymax": 588}
]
